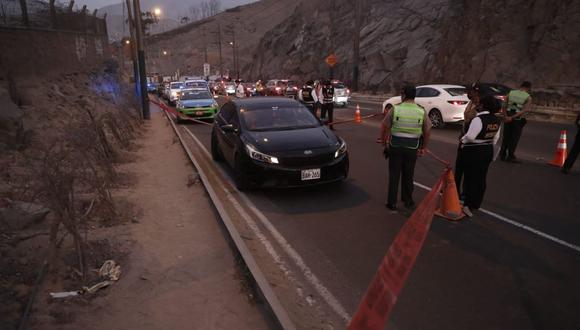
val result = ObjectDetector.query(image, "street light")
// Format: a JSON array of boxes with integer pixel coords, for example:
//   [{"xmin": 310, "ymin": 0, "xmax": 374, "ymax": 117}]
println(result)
[
  {"xmin": 162, "ymin": 50, "xmax": 167, "ymax": 55},
  {"xmin": 125, "ymin": 39, "xmax": 130, "ymax": 45},
  {"xmin": 153, "ymin": 7, "xmax": 161, "ymax": 17}
]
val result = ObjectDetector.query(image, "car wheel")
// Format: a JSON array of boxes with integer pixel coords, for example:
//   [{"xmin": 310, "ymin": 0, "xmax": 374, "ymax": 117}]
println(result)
[
  {"xmin": 211, "ymin": 132, "xmax": 224, "ymax": 162},
  {"xmin": 234, "ymin": 154, "xmax": 252, "ymax": 191},
  {"xmin": 429, "ymin": 109, "xmax": 444, "ymax": 128}
]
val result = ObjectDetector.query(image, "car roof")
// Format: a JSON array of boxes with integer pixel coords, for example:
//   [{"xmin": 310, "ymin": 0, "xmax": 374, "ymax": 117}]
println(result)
[
  {"xmin": 417, "ymin": 84, "xmax": 465, "ymax": 89},
  {"xmin": 232, "ymin": 97, "xmax": 302, "ymax": 110},
  {"xmin": 182, "ymin": 88, "xmax": 209, "ymax": 92}
]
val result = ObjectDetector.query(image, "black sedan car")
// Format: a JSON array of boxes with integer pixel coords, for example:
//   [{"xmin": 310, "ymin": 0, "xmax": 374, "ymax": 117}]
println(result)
[{"xmin": 211, "ymin": 98, "xmax": 349, "ymax": 190}]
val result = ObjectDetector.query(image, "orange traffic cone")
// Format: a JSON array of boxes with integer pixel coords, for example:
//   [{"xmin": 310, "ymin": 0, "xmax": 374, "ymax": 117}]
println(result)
[
  {"xmin": 354, "ymin": 104, "xmax": 362, "ymax": 123},
  {"xmin": 435, "ymin": 169, "xmax": 465, "ymax": 221},
  {"xmin": 548, "ymin": 130, "xmax": 567, "ymax": 167}
]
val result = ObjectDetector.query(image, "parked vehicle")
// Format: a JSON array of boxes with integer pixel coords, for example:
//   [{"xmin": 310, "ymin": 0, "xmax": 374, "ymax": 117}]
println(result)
[
  {"xmin": 223, "ymin": 82, "xmax": 236, "ymax": 96},
  {"xmin": 382, "ymin": 84, "xmax": 468, "ymax": 128},
  {"xmin": 167, "ymin": 81, "xmax": 184, "ymax": 105},
  {"xmin": 243, "ymin": 82, "xmax": 258, "ymax": 97},
  {"xmin": 284, "ymin": 80, "xmax": 299, "ymax": 99},
  {"xmin": 184, "ymin": 79, "xmax": 209, "ymax": 90},
  {"xmin": 175, "ymin": 88, "xmax": 219, "ymax": 122},
  {"xmin": 331, "ymin": 80, "xmax": 350, "ymax": 107},
  {"xmin": 211, "ymin": 98, "xmax": 349, "ymax": 190},
  {"xmin": 265, "ymin": 79, "xmax": 287, "ymax": 96}
]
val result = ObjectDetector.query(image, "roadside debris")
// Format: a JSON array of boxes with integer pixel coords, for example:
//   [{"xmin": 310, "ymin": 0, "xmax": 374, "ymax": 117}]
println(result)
[{"xmin": 49, "ymin": 260, "xmax": 122, "ymax": 299}]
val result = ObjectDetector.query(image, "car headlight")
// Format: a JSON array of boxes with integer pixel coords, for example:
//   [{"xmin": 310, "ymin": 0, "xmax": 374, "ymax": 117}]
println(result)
[
  {"xmin": 334, "ymin": 139, "xmax": 347, "ymax": 158},
  {"xmin": 245, "ymin": 144, "xmax": 279, "ymax": 164}
]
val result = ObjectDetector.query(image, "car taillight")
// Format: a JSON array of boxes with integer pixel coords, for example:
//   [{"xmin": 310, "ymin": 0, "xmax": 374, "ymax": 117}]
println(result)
[
  {"xmin": 275, "ymin": 87, "xmax": 281, "ymax": 91},
  {"xmin": 448, "ymin": 100, "xmax": 468, "ymax": 106},
  {"xmin": 346, "ymin": 89, "xmax": 350, "ymax": 95}
]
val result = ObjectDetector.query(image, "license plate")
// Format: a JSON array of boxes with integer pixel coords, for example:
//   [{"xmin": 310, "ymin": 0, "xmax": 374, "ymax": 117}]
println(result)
[
  {"xmin": 301, "ymin": 169, "xmax": 321, "ymax": 181},
  {"xmin": 195, "ymin": 111, "xmax": 204, "ymax": 116}
]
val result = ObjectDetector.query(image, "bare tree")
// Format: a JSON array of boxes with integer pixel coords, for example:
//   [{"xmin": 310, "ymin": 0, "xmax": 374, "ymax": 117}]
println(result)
[
  {"xmin": 188, "ymin": 5, "xmax": 200, "ymax": 21},
  {"xmin": 208, "ymin": 0, "xmax": 221, "ymax": 16}
]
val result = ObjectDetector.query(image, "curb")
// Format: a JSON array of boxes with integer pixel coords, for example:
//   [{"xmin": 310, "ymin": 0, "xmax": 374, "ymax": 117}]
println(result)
[{"xmin": 156, "ymin": 101, "xmax": 296, "ymax": 330}]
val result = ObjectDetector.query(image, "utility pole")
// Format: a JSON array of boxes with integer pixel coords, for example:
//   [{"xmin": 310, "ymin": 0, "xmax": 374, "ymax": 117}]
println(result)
[
  {"xmin": 203, "ymin": 27, "xmax": 208, "ymax": 64},
  {"xmin": 125, "ymin": 0, "xmax": 140, "ymax": 99},
  {"xmin": 352, "ymin": 0, "xmax": 361, "ymax": 91},
  {"xmin": 217, "ymin": 24, "xmax": 223, "ymax": 77},
  {"xmin": 133, "ymin": 0, "xmax": 150, "ymax": 119},
  {"xmin": 232, "ymin": 27, "xmax": 238, "ymax": 79}
]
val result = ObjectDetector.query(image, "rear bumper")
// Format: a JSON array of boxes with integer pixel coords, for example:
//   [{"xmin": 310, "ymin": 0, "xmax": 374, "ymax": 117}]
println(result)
[{"xmin": 178, "ymin": 108, "xmax": 217, "ymax": 119}]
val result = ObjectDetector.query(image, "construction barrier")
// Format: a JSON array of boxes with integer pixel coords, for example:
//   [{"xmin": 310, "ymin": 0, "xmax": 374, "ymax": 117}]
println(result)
[{"xmin": 348, "ymin": 168, "xmax": 448, "ymax": 330}]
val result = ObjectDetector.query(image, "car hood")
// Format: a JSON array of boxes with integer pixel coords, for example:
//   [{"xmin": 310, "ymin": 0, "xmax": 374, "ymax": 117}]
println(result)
[
  {"xmin": 244, "ymin": 127, "xmax": 338, "ymax": 154},
  {"xmin": 180, "ymin": 99, "xmax": 214, "ymax": 108}
]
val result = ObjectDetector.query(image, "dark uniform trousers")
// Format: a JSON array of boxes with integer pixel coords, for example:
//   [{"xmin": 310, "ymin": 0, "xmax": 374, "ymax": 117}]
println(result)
[
  {"xmin": 387, "ymin": 146, "xmax": 417, "ymax": 206},
  {"xmin": 321, "ymin": 102, "xmax": 334, "ymax": 123},
  {"xmin": 563, "ymin": 130, "xmax": 580, "ymax": 170},
  {"xmin": 454, "ymin": 144, "xmax": 465, "ymax": 195},
  {"xmin": 500, "ymin": 119, "xmax": 525, "ymax": 160},
  {"xmin": 462, "ymin": 144, "xmax": 493, "ymax": 209}
]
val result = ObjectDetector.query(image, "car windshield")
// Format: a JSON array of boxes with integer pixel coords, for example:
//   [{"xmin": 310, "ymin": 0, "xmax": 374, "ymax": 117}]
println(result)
[
  {"xmin": 445, "ymin": 88, "xmax": 466, "ymax": 96},
  {"xmin": 332, "ymin": 82, "xmax": 346, "ymax": 89},
  {"xmin": 181, "ymin": 90, "xmax": 212, "ymax": 100},
  {"xmin": 170, "ymin": 82, "xmax": 183, "ymax": 89},
  {"xmin": 240, "ymin": 106, "xmax": 320, "ymax": 131}
]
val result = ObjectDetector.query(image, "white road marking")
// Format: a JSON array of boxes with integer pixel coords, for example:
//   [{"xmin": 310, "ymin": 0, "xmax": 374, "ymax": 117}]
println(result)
[
  {"xmin": 183, "ymin": 127, "xmax": 352, "ymax": 322},
  {"xmin": 413, "ymin": 181, "xmax": 580, "ymax": 253}
]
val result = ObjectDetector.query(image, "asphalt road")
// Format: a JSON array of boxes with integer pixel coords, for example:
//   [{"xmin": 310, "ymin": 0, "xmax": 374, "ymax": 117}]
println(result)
[{"xmin": 177, "ymin": 97, "xmax": 580, "ymax": 330}]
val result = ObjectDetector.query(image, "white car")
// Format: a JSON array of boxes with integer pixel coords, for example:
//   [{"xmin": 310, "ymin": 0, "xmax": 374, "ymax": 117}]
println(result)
[
  {"xmin": 332, "ymin": 80, "xmax": 350, "ymax": 107},
  {"xmin": 167, "ymin": 81, "xmax": 184, "ymax": 105},
  {"xmin": 382, "ymin": 84, "xmax": 468, "ymax": 128}
]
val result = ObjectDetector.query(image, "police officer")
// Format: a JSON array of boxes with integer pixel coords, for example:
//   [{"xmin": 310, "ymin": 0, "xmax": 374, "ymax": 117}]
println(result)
[
  {"xmin": 460, "ymin": 95, "xmax": 502, "ymax": 217},
  {"xmin": 500, "ymin": 81, "xmax": 533, "ymax": 162},
  {"xmin": 562, "ymin": 113, "xmax": 580, "ymax": 174},
  {"xmin": 320, "ymin": 79, "xmax": 335, "ymax": 129},
  {"xmin": 380, "ymin": 85, "xmax": 431, "ymax": 210},
  {"xmin": 455, "ymin": 83, "xmax": 483, "ymax": 197},
  {"xmin": 298, "ymin": 80, "xmax": 318, "ymax": 117}
]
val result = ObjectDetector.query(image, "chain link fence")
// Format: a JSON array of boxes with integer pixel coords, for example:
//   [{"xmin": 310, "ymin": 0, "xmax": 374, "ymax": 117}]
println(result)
[{"xmin": 0, "ymin": 0, "xmax": 106, "ymax": 34}]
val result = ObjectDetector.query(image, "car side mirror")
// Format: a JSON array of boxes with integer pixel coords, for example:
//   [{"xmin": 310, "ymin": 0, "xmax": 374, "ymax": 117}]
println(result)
[{"xmin": 221, "ymin": 124, "xmax": 237, "ymax": 133}]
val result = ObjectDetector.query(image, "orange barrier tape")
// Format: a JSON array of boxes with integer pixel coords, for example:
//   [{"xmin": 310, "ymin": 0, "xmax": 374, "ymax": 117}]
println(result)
[
  {"xmin": 425, "ymin": 149, "xmax": 451, "ymax": 168},
  {"xmin": 348, "ymin": 169, "xmax": 446, "ymax": 330},
  {"xmin": 327, "ymin": 113, "xmax": 380, "ymax": 126}
]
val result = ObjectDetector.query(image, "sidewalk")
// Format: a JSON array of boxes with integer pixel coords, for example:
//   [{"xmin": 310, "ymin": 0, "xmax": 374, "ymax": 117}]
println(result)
[{"xmin": 44, "ymin": 110, "xmax": 271, "ymax": 329}]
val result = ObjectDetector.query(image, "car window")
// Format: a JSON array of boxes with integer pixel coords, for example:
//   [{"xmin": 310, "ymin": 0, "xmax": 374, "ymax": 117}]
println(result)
[
  {"xmin": 181, "ymin": 90, "xmax": 212, "ymax": 100},
  {"xmin": 444, "ymin": 88, "xmax": 466, "ymax": 96},
  {"xmin": 170, "ymin": 82, "xmax": 183, "ymax": 89},
  {"xmin": 185, "ymin": 81, "xmax": 207, "ymax": 88},
  {"xmin": 240, "ymin": 105, "xmax": 320, "ymax": 131},
  {"xmin": 219, "ymin": 103, "xmax": 236, "ymax": 123},
  {"xmin": 417, "ymin": 87, "xmax": 440, "ymax": 98}
]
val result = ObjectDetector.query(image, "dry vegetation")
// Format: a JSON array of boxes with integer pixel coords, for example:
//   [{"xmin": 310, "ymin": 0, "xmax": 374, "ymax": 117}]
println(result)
[{"xmin": 0, "ymin": 60, "xmax": 142, "ymax": 329}]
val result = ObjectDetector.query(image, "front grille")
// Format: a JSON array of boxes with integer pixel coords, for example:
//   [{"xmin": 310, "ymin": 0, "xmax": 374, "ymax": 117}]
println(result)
[{"xmin": 279, "ymin": 153, "xmax": 335, "ymax": 168}]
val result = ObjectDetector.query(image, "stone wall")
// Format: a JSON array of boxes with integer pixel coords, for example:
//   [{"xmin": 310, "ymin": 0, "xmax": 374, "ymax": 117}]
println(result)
[{"xmin": 0, "ymin": 26, "xmax": 110, "ymax": 80}]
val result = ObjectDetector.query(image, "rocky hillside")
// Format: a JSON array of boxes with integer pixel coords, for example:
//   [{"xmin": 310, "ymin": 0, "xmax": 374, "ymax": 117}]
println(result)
[
  {"xmin": 146, "ymin": 0, "xmax": 580, "ymax": 104},
  {"xmin": 144, "ymin": 0, "xmax": 303, "ymax": 77},
  {"xmin": 248, "ymin": 0, "xmax": 580, "ymax": 100}
]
